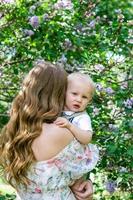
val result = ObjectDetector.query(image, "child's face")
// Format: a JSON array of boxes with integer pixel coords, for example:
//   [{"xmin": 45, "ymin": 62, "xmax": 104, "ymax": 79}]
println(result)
[{"xmin": 64, "ymin": 79, "xmax": 93, "ymax": 112}]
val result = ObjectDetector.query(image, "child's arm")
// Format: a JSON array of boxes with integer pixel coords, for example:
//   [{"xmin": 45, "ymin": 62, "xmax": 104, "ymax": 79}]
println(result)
[
  {"xmin": 54, "ymin": 117, "xmax": 92, "ymax": 145},
  {"xmin": 68, "ymin": 123, "xmax": 92, "ymax": 145}
]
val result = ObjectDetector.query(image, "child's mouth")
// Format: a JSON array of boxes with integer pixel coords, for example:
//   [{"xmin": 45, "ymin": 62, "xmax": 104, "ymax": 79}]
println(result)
[{"xmin": 73, "ymin": 104, "xmax": 80, "ymax": 109}]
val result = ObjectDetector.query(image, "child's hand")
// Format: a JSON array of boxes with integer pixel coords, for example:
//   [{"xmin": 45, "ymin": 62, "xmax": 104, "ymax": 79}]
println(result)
[{"xmin": 54, "ymin": 117, "xmax": 71, "ymax": 128}]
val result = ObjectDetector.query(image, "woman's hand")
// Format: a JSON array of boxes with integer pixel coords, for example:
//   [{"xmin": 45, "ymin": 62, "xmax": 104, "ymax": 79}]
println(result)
[{"xmin": 71, "ymin": 178, "xmax": 93, "ymax": 200}]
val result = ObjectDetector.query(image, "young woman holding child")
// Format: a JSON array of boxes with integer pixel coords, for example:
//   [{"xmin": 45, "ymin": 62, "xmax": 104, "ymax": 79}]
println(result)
[{"xmin": 0, "ymin": 61, "xmax": 98, "ymax": 200}]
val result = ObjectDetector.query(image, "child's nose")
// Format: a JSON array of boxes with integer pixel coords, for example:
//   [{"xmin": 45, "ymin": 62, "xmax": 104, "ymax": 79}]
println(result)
[{"xmin": 76, "ymin": 96, "xmax": 82, "ymax": 102}]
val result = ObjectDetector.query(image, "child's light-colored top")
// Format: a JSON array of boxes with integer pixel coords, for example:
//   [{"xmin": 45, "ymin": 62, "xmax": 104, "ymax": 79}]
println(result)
[
  {"xmin": 62, "ymin": 111, "xmax": 93, "ymax": 131},
  {"xmin": 16, "ymin": 139, "xmax": 99, "ymax": 200}
]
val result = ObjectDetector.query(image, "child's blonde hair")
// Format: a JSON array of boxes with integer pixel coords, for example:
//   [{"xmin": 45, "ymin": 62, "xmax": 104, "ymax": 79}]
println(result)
[{"xmin": 68, "ymin": 72, "xmax": 95, "ymax": 95}]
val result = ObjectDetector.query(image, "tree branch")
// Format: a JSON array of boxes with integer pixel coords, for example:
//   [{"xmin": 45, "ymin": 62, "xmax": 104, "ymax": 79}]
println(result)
[{"xmin": 1, "ymin": 58, "xmax": 33, "ymax": 67}]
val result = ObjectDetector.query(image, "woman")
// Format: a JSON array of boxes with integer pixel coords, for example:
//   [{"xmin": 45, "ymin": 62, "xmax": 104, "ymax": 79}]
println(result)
[{"xmin": 0, "ymin": 61, "xmax": 97, "ymax": 199}]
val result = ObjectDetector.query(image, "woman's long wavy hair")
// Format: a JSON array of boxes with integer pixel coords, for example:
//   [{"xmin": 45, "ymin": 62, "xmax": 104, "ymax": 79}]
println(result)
[{"xmin": 0, "ymin": 61, "xmax": 67, "ymax": 188}]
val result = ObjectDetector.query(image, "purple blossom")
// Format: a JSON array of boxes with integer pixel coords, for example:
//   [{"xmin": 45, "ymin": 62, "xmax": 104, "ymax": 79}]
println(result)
[
  {"xmin": 105, "ymin": 87, "xmax": 114, "ymax": 94},
  {"xmin": 54, "ymin": 0, "xmax": 73, "ymax": 10},
  {"xmin": 96, "ymin": 83, "xmax": 103, "ymax": 91},
  {"xmin": 29, "ymin": 16, "xmax": 39, "ymax": 29},
  {"xmin": 89, "ymin": 20, "xmax": 96, "ymax": 28},
  {"xmin": 2, "ymin": 0, "xmax": 14, "ymax": 3},
  {"xmin": 106, "ymin": 181, "xmax": 117, "ymax": 194},
  {"xmin": 94, "ymin": 64, "xmax": 105, "ymax": 72},
  {"xmin": 123, "ymin": 98, "xmax": 133, "ymax": 109},
  {"xmin": 24, "ymin": 29, "xmax": 34, "ymax": 36}
]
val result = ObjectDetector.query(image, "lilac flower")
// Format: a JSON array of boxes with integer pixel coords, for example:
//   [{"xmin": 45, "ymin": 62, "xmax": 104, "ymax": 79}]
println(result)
[
  {"xmin": 123, "ymin": 98, "xmax": 133, "ymax": 109},
  {"xmin": 113, "ymin": 54, "xmax": 125, "ymax": 63},
  {"xmin": 59, "ymin": 54, "xmax": 67, "ymax": 64},
  {"xmin": 119, "ymin": 167, "xmax": 127, "ymax": 173},
  {"xmin": 106, "ymin": 51, "xmax": 125, "ymax": 64},
  {"xmin": 96, "ymin": 83, "xmax": 103, "ymax": 91},
  {"xmin": 105, "ymin": 87, "xmax": 114, "ymax": 94},
  {"xmin": 93, "ymin": 107, "xmax": 100, "ymax": 116},
  {"xmin": 24, "ymin": 29, "xmax": 34, "ymax": 36},
  {"xmin": 89, "ymin": 20, "xmax": 96, "ymax": 28},
  {"xmin": 54, "ymin": 0, "xmax": 73, "ymax": 10},
  {"xmin": 29, "ymin": 16, "xmax": 39, "ymax": 29},
  {"xmin": 2, "ymin": 0, "xmax": 14, "ymax": 3},
  {"xmin": 94, "ymin": 64, "xmax": 105, "ymax": 72},
  {"xmin": 106, "ymin": 181, "xmax": 117, "ymax": 194}
]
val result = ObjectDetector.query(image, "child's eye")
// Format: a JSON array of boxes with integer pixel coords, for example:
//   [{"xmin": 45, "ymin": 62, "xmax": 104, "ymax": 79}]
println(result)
[
  {"xmin": 72, "ymin": 92, "xmax": 77, "ymax": 95},
  {"xmin": 83, "ymin": 96, "xmax": 87, "ymax": 99}
]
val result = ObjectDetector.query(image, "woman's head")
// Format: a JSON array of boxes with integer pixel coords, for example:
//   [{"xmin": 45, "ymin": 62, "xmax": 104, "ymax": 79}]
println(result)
[
  {"xmin": 0, "ymin": 61, "xmax": 67, "ymax": 188},
  {"xmin": 21, "ymin": 61, "xmax": 67, "ymax": 123}
]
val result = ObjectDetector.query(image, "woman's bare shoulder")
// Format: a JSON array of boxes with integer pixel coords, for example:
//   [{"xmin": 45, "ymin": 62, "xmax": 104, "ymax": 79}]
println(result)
[
  {"xmin": 43, "ymin": 123, "xmax": 74, "ymax": 145},
  {"xmin": 32, "ymin": 124, "xmax": 74, "ymax": 161}
]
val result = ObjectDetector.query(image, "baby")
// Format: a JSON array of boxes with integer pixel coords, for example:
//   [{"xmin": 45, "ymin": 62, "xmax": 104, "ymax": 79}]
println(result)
[{"xmin": 54, "ymin": 72, "xmax": 95, "ymax": 145}]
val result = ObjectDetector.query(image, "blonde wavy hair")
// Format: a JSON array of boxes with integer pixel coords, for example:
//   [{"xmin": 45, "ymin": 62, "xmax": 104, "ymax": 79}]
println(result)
[{"xmin": 0, "ymin": 61, "xmax": 67, "ymax": 188}]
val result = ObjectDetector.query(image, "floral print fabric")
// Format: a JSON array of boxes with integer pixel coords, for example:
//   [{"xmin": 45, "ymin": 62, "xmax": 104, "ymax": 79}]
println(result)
[{"xmin": 16, "ymin": 139, "xmax": 99, "ymax": 200}]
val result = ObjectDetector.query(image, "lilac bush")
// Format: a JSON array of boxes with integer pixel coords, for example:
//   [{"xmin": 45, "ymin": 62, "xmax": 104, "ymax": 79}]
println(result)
[{"xmin": 0, "ymin": 0, "xmax": 132, "ymax": 199}]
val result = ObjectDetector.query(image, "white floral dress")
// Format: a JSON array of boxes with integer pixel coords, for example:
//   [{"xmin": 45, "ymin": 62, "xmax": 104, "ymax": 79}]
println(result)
[{"xmin": 16, "ymin": 139, "xmax": 99, "ymax": 200}]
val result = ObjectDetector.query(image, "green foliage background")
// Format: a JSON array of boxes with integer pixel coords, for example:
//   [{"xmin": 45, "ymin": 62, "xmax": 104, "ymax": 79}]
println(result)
[{"xmin": 0, "ymin": 0, "xmax": 132, "ymax": 199}]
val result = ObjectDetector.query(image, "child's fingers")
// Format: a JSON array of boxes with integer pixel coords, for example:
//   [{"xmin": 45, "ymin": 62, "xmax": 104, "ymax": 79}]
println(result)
[
  {"xmin": 57, "ymin": 124, "xmax": 65, "ymax": 127},
  {"xmin": 55, "ymin": 121, "xmax": 65, "ymax": 126}
]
